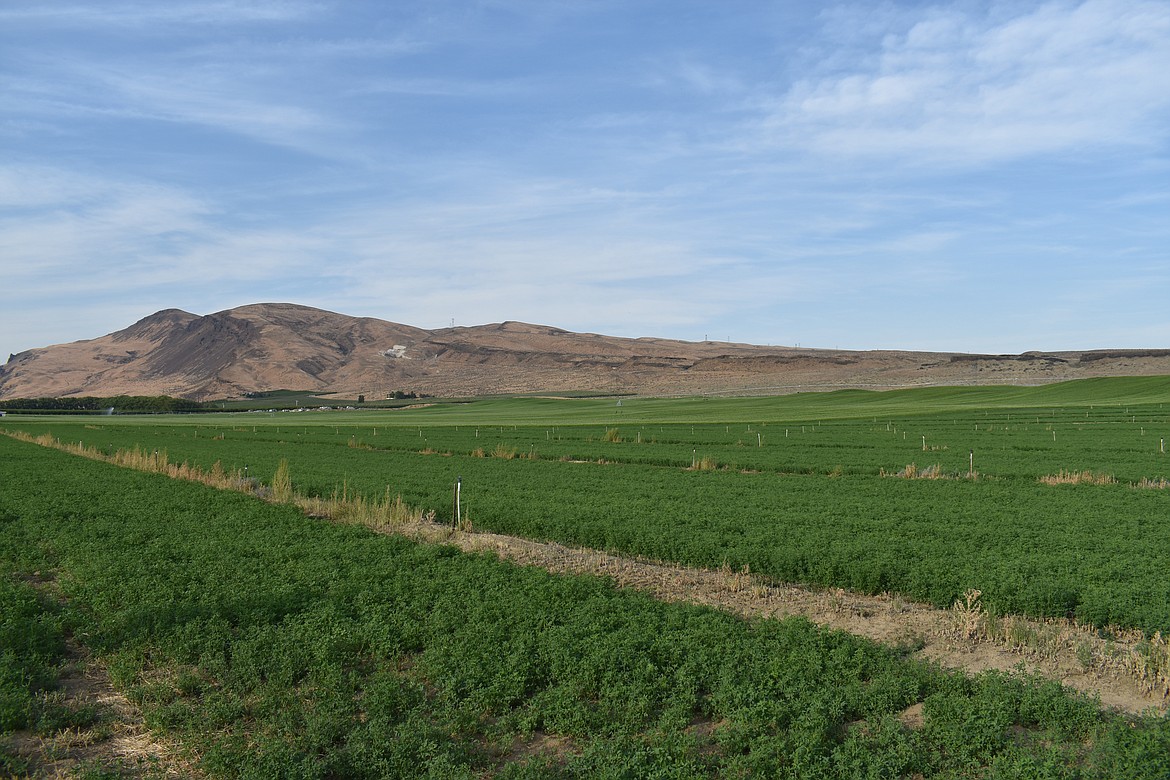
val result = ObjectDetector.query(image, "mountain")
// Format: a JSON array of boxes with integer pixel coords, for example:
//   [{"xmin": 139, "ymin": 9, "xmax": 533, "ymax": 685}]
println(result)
[{"xmin": 2, "ymin": 303, "xmax": 1169, "ymax": 401}]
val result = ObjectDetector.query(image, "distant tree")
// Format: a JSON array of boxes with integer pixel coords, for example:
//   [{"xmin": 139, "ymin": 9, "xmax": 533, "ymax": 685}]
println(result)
[{"xmin": 0, "ymin": 395, "xmax": 203, "ymax": 413}]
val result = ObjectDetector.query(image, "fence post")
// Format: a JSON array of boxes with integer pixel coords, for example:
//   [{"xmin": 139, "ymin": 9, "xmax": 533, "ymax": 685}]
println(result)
[{"xmin": 453, "ymin": 476, "xmax": 462, "ymax": 529}]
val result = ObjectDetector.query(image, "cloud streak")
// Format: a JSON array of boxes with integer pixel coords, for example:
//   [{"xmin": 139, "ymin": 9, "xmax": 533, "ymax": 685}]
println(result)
[
  {"xmin": 1, "ymin": 1, "xmax": 1168, "ymax": 360},
  {"xmin": 758, "ymin": 0, "xmax": 1170, "ymax": 166},
  {"xmin": 0, "ymin": 1, "xmax": 321, "ymax": 28}
]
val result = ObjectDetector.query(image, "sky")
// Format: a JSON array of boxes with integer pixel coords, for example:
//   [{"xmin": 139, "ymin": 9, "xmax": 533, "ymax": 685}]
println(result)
[{"xmin": 2, "ymin": 0, "xmax": 1169, "ymax": 361}]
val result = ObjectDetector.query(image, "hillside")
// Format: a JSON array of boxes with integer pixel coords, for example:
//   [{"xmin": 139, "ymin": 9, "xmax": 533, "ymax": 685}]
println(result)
[{"xmin": 2, "ymin": 303, "xmax": 1169, "ymax": 401}]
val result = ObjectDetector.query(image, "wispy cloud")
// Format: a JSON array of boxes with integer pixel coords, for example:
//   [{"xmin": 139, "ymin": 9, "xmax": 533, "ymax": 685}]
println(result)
[
  {"xmin": 756, "ymin": 0, "xmax": 1170, "ymax": 165},
  {"xmin": 0, "ymin": 1, "xmax": 322, "ymax": 28},
  {"xmin": 6, "ymin": 53, "xmax": 351, "ymax": 160},
  {"xmin": 2, "ymin": 1, "xmax": 1168, "ymax": 361}
]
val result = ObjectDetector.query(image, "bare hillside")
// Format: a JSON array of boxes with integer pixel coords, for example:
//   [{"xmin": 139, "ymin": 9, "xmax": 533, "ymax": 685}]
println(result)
[{"xmin": 2, "ymin": 303, "xmax": 1169, "ymax": 400}]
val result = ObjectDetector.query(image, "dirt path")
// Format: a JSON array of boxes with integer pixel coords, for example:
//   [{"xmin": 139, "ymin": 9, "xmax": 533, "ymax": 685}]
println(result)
[{"xmin": 445, "ymin": 528, "xmax": 1168, "ymax": 716}]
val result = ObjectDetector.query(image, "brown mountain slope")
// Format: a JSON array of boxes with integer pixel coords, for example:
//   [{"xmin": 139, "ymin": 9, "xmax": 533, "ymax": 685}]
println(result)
[{"xmin": 2, "ymin": 303, "xmax": 1169, "ymax": 400}]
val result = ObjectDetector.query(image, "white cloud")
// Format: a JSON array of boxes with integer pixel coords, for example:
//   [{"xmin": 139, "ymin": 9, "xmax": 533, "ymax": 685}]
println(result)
[
  {"xmin": 3, "ymin": 1, "xmax": 1169, "ymax": 360},
  {"xmin": 759, "ymin": 0, "xmax": 1170, "ymax": 165}
]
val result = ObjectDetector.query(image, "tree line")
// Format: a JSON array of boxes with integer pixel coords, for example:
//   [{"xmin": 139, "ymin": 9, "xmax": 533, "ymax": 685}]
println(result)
[{"xmin": 0, "ymin": 395, "xmax": 204, "ymax": 414}]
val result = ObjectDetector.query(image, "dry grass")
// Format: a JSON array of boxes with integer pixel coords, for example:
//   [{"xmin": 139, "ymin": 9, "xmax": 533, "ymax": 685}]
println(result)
[
  {"xmin": 603, "ymin": 427, "xmax": 621, "ymax": 443},
  {"xmin": 1040, "ymin": 472, "xmax": 1170, "ymax": 490},
  {"xmin": 297, "ymin": 486, "xmax": 425, "ymax": 531},
  {"xmin": 880, "ymin": 462, "xmax": 980, "ymax": 481},
  {"xmin": 718, "ymin": 560, "xmax": 753, "ymax": 594},
  {"xmin": 883, "ymin": 462, "xmax": 942, "ymax": 479},
  {"xmin": 944, "ymin": 587, "xmax": 1170, "ymax": 699},
  {"xmin": 271, "ymin": 459, "xmax": 293, "ymax": 503},
  {"xmin": 950, "ymin": 589, "xmax": 985, "ymax": 640},
  {"xmin": 687, "ymin": 455, "xmax": 719, "ymax": 471},
  {"xmin": 1039, "ymin": 470, "xmax": 1117, "ymax": 486}
]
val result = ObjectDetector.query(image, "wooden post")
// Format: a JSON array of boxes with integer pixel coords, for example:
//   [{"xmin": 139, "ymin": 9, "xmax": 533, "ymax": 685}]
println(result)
[
  {"xmin": 758, "ymin": 432, "xmax": 762, "ymax": 447},
  {"xmin": 969, "ymin": 450, "xmax": 974, "ymax": 477}
]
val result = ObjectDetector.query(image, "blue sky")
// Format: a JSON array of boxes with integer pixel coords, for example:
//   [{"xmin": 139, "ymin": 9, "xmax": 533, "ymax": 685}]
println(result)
[{"xmin": 2, "ymin": 1, "xmax": 1169, "ymax": 361}]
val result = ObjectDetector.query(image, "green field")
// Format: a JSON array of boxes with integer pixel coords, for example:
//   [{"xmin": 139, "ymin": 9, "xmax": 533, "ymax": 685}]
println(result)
[
  {"xmin": 7, "ymin": 377, "xmax": 1170, "ymax": 635},
  {"xmin": 3, "ymin": 433, "xmax": 1170, "ymax": 777}
]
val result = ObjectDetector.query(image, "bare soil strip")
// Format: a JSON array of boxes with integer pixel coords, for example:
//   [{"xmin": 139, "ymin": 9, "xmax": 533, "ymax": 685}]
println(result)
[{"xmin": 447, "ymin": 529, "xmax": 1167, "ymax": 716}]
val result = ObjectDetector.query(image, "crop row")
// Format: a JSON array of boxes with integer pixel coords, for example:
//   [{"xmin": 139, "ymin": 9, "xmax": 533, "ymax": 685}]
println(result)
[
  {"xmin": 7, "ymin": 404, "xmax": 1170, "ymax": 635},
  {"xmin": 17, "ymin": 396, "xmax": 1170, "ymax": 480},
  {"xmin": 3, "ymin": 435, "xmax": 1170, "ymax": 777}
]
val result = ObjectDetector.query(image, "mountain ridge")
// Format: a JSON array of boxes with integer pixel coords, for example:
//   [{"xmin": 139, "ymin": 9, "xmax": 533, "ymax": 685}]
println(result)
[{"xmin": 3, "ymin": 303, "xmax": 1169, "ymax": 401}]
